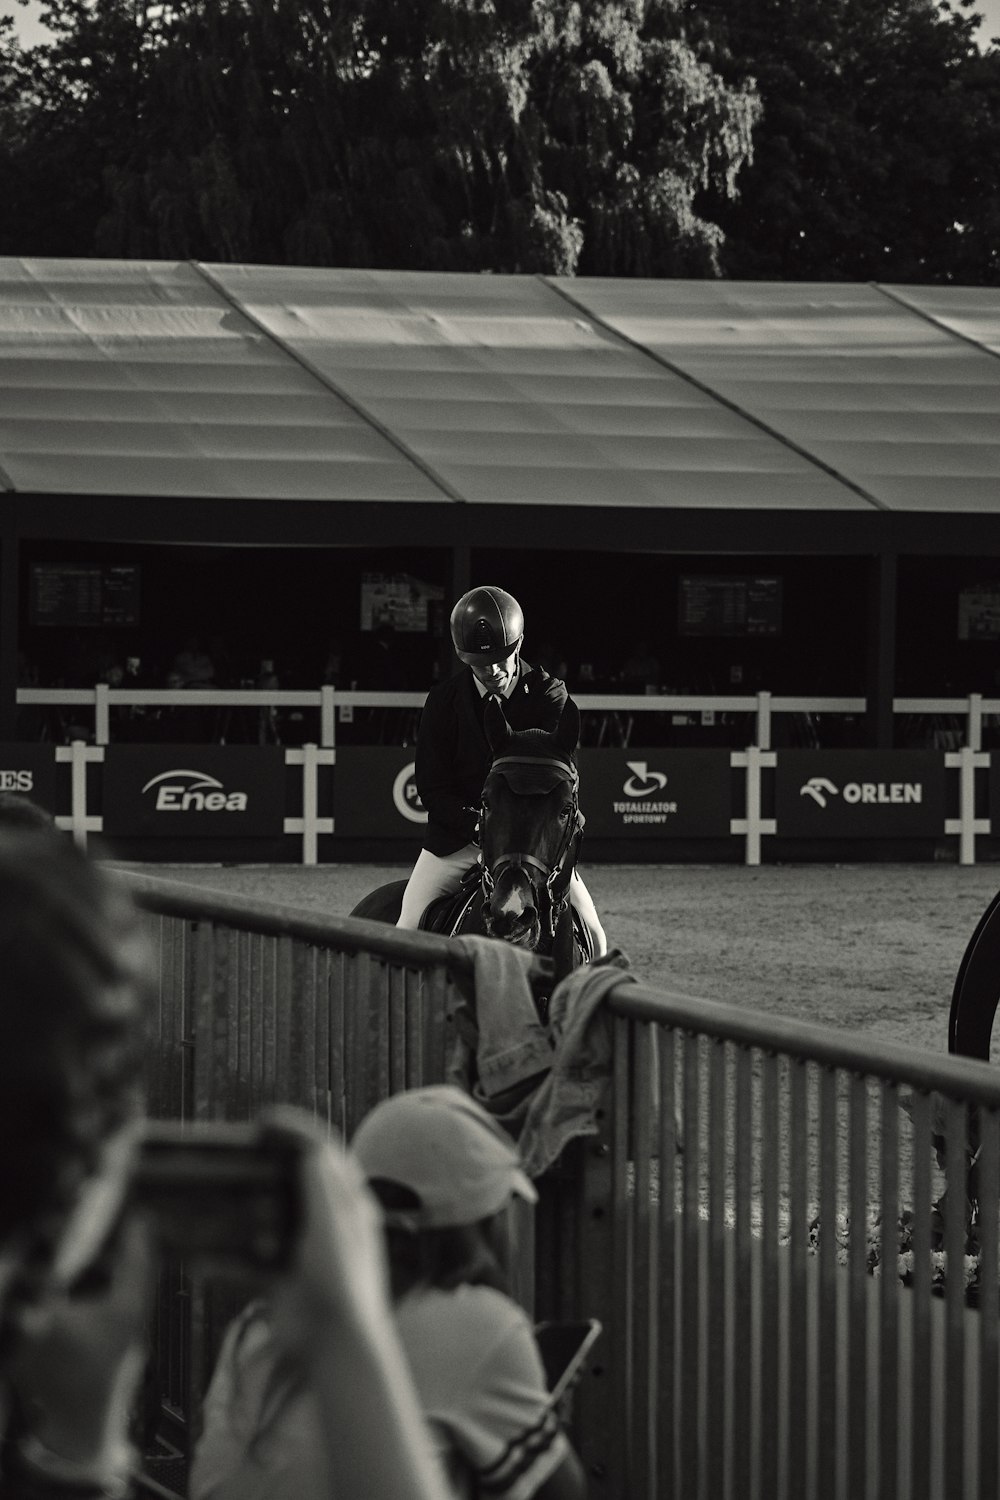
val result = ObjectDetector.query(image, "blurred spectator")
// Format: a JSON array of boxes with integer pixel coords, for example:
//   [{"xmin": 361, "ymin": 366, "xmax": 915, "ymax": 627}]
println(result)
[
  {"xmin": 157, "ymin": 640, "xmax": 217, "ymax": 742},
  {"xmin": 0, "ymin": 829, "xmax": 152, "ymax": 1499},
  {"xmin": 0, "ymin": 792, "xmax": 56, "ymax": 831},
  {"xmin": 170, "ymin": 638, "xmax": 215, "ymax": 688},
  {"xmin": 15, "ymin": 654, "xmax": 47, "ymax": 742},
  {"xmin": 256, "ymin": 657, "xmax": 281, "ymax": 746},
  {"xmin": 322, "ymin": 638, "xmax": 345, "ymax": 688},
  {"xmin": 619, "ymin": 639, "xmax": 661, "ymax": 692},
  {"xmin": 208, "ymin": 636, "xmax": 234, "ymax": 690},
  {"xmin": 192, "ymin": 1085, "xmax": 586, "ymax": 1500},
  {"xmin": 357, "ymin": 625, "xmax": 412, "ymax": 743},
  {"xmin": 0, "ymin": 832, "xmax": 446, "ymax": 1500},
  {"xmin": 358, "ymin": 623, "xmax": 407, "ymax": 690}
]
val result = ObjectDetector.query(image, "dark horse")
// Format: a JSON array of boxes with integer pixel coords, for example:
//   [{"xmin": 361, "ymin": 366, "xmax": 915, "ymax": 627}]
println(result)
[{"xmin": 351, "ymin": 697, "xmax": 592, "ymax": 980}]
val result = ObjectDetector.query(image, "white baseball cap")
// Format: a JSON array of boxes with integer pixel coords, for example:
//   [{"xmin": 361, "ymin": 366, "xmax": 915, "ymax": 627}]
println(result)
[{"xmin": 351, "ymin": 1085, "xmax": 537, "ymax": 1228}]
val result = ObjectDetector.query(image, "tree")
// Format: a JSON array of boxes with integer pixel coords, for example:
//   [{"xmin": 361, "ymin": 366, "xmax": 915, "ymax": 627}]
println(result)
[
  {"xmin": 0, "ymin": 0, "xmax": 761, "ymax": 276},
  {"xmin": 693, "ymin": 0, "xmax": 1000, "ymax": 283}
]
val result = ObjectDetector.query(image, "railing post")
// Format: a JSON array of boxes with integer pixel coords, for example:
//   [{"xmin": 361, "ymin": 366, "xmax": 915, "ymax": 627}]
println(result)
[
  {"xmin": 301, "ymin": 742, "xmax": 319, "ymax": 867},
  {"xmin": 95, "ymin": 682, "xmax": 110, "ymax": 746},
  {"xmin": 71, "ymin": 739, "xmax": 89, "ymax": 847},
  {"xmin": 730, "ymin": 747, "xmax": 776, "ymax": 866},
  {"xmin": 945, "ymin": 744, "xmax": 989, "ymax": 866},
  {"xmin": 320, "ymin": 685, "xmax": 336, "ymax": 750},
  {"xmin": 960, "ymin": 746, "xmax": 977, "ymax": 867},
  {"xmin": 746, "ymin": 744, "xmax": 763, "ymax": 865},
  {"xmin": 283, "ymin": 745, "xmax": 335, "ymax": 864},
  {"xmin": 967, "ymin": 692, "xmax": 983, "ymax": 753},
  {"xmin": 756, "ymin": 690, "xmax": 772, "ymax": 750},
  {"xmin": 56, "ymin": 740, "xmax": 104, "ymax": 848}
]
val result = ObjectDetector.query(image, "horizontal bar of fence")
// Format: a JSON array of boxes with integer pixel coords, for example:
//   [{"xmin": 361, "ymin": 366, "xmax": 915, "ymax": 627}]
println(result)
[
  {"xmin": 116, "ymin": 867, "xmax": 554, "ymax": 983},
  {"xmin": 604, "ymin": 982, "xmax": 1000, "ymax": 1107},
  {"xmin": 19, "ymin": 684, "xmax": 1000, "ymax": 723}
]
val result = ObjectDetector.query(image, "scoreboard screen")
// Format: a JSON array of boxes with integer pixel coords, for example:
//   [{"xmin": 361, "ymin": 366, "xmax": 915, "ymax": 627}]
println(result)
[
  {"xmin": 679, "ymin": 576, "xmax": 782, "ymax": 637},
  {"xmin": 31, "ymin": 564, "xmax": 141, "ymax": 627}
]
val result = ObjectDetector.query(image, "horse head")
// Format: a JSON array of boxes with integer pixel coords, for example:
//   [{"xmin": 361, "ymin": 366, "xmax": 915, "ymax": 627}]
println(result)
[{"xmin": 477, "ymin": 697, "xmax": 583, "ymax": 952}]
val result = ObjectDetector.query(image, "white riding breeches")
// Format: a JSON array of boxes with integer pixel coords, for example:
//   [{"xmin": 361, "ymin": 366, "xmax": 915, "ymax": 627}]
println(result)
[
  {"xmin": 397, "ymin": 846, "xmax": 608, "ymax": 956},
  {"xmin": 570, "ymin": 869, "xmax": 608, "ymax": 957},
  {"xmin": 396, "ymin": 844, "xmax": 479, "ymax": 930}
]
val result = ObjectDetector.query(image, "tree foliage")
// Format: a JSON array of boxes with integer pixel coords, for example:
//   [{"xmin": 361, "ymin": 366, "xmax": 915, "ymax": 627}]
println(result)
[
  {"xmin": 3, "ymin": 0, "xmax": 998, "ymax": 281},
  {"xmin": 0, "ymin": 0, "xmax": 760, "ymax": 275},
  {"xmin": 692, "ymin": 0, "xmax": 1000, "ymax": 283}
]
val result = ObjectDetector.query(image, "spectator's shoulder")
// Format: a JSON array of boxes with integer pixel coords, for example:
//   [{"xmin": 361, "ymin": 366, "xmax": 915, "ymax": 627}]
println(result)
[{"xmin": 399, "ymin": 1283, "xmax": 530, "ymax": 1345}]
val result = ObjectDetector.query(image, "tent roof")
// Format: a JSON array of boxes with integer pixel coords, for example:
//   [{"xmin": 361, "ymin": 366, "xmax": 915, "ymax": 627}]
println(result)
[{"xmin": 1, "ymin": 258, "xmax": 998, "ymax": 514}]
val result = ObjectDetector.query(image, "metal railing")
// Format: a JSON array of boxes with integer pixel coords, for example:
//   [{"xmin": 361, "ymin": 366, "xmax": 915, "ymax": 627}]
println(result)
[
  {"xmin": 573, "ymin": 983, "xmax": 1000, "ymax": 1500},
  {"xmin": 122, "ymin": 869, "xmax": 552, "ymax": 1445},
  {"xmin": 125, "ymin": 867, "xmax": 1000, "ymax": 1498}
]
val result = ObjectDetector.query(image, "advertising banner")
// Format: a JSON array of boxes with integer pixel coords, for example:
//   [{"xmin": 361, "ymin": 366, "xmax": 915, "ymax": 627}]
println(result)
[
  {"xmin": 0, "ymin": 744, "xmax": 57, "ymax": 813},
  {"xmin": 577, "ymin": 749, "xmax": 733, "ymax": 838},
  {"xmin": 334, "ymin": 748, "xmax": 428, "ymax": 837},
  {"xmin": 103, "ymin": 746, "xmax": 286, "ymax": 837},
  {"xmin": 775, "ymin": 751, "xmax": 946, "ymax": 838}
]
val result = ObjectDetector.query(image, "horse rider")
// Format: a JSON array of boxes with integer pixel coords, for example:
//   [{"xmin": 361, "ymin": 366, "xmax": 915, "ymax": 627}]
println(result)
[{"xmin": 396, "ymin": 585, "xmax": 608, "ymax": 957}]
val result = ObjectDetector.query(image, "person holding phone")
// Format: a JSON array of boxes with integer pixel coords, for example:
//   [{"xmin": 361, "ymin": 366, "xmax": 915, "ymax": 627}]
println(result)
[
  {"xmin": 0, "ymin": 829, "xmax": 445, "ymax": 1500},
  {"xmin": 193, "ymin": 1085, "xmax": 586, "ymax": 1500}
]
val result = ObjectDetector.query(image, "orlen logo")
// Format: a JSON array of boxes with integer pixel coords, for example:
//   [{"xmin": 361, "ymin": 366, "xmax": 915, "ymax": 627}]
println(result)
[
  {"xmin": 393, "ymin": 762, "xmax": 427, "ymax": 824},
  {"xmin": 0, "ymin": 770, "xmax": 33, "ymax": 792},
  {"xmin": 800, "ymin": 776, "xmax": 922, "ymax": 809},
  {"xmin": 622, "ymin": 760, "xmax": 669, "ymax": 798},
  {"xmin": 142, "ymin": 769, "xmax": 248, "ymax": 813},
  {"xmin": 800, "ymin": 777, "xmax": 839, "ymax": 808}
]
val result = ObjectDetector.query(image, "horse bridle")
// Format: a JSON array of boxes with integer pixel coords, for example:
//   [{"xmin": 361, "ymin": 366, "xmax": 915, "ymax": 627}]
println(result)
[{"xmin": 477, "ymin": 752, "xmax": 584, "ymax": 938}]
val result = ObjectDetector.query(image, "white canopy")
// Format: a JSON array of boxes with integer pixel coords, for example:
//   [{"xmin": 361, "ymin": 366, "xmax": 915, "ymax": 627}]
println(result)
[{"xmin": 1, "ymin": 258, "xmax": 997, "ymax": 512}]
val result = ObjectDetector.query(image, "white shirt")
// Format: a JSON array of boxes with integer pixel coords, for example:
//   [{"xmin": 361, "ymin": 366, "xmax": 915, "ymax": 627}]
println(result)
[{"xmin": 191, "ymin": 1285, "xmax": 568, "ymax": 1500}]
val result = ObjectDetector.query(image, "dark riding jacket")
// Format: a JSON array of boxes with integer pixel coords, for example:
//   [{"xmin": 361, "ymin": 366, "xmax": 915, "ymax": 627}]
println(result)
[{"xmin": 415, "ymin": 661, "xmax": 568, "ymax": 856}]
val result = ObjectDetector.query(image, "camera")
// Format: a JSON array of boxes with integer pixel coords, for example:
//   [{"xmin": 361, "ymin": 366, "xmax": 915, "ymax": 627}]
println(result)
[{"xmin": 132, "ymin": 1121, "xmax": 303, "ymax": 1276}]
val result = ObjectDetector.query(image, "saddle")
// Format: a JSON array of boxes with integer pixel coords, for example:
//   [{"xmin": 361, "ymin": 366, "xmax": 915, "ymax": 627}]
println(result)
[{"xmin": 418, "ymin": 863, "xmax": 482, "ymax": 938}]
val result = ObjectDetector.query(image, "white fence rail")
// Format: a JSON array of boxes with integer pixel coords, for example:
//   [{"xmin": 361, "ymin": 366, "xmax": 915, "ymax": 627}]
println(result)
[{"xmin": 14, "ymin": 687, "xmax": 1000, "ymax": 866}]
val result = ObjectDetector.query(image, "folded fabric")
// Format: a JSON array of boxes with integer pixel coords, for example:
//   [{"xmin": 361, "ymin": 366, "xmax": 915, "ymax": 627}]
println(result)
[
  {"xmin": 447, "ymin": 935, "xmax": 634, "ymax": 1178},
  {"xmin": 447, "ymin": 936, "xmax": 553, "ymax": 1117},
  {"xmin": 517, "ymin": 954, "xmax": 634, "ymax": 1178}
]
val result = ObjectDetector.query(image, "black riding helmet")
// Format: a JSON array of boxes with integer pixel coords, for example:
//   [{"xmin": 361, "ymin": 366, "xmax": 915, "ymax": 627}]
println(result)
[{"xmin": 450, "ymin": 586, "xmax": 524, "ymax": 666}]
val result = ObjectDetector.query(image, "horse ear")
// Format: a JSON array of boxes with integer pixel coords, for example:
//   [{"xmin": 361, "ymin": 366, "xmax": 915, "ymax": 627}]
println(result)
[
  {"xmin": 484, "ymin": 695, "xmax": 513, "ymax": 753},
  {"xmin": 555, "ymin": 699, "xmax": 581, "ymax": 757}
]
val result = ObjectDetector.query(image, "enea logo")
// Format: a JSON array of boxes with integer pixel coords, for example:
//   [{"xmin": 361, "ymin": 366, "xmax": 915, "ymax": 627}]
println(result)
[
  {"xmin": 393, "ymin": 762, "xmax": 427, "ymax": 824},
  {"xmin": 614, "ymin": 761, "xmax": 677, "ymax": 825},
  {"xmin": 622, "ymin": 761, "xmax": 669, "ymax": 798},
  {"xmin": 800, "ymin": 776, "xmax": 922, "ymax": 809},
  {"xmin": 0, "ymin": 770, "xmax": 33, "ymax": 792},
  {"xmin": 141, "ymin": 769, "xmax": 248, "ymax": 813}
]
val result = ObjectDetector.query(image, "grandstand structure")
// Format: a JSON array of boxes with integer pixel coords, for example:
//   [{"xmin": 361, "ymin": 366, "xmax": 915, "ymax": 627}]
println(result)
[{"xmin": 1, "ymin": 262, "xmax": 999, "ymax": 858}]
